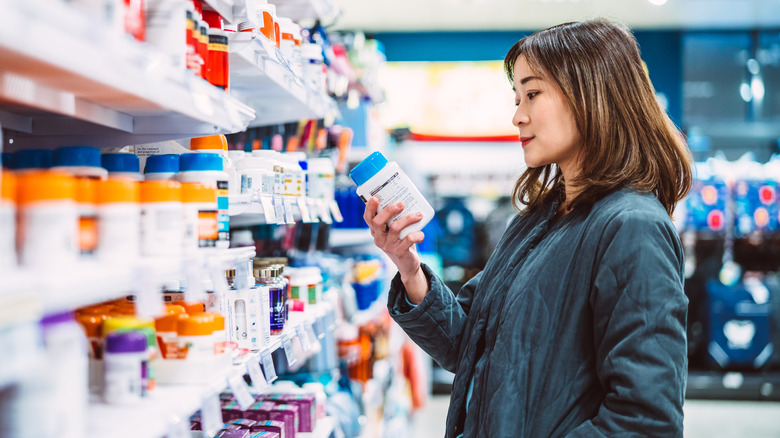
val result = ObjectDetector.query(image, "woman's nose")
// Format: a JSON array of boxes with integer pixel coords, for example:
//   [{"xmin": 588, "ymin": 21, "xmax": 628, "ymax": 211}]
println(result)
[{"xmin": 513, "ymin": 106, "xmax": 529, "ymax": 127}]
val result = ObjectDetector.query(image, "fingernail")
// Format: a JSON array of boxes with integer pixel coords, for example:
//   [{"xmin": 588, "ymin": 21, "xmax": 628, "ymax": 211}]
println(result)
[
  {"xmin": 396, "ymin": 202, "xmax": 403, "ymax": 208},
  {"xmin": 415, "ymin": 212, "xmax": 423, "ymax": 218}
]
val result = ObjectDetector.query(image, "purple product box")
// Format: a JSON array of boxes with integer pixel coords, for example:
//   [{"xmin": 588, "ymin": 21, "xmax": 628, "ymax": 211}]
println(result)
[
  {"xmin": 280, "ymin": 394, "xmax": 316, "ymax": 432},
  {"xmin": 227, "ymin": 419, "xmax": 258, "ymax": 429},
  {"xmin": 250, "ymin": 432, "xmax": 279, "ymax": 438},
  {"xmin": 266, "ymin": 404, "xmax": 298, "ymax": 438},
  {"xmin": 251, "ymin": 420, "xmax": 286, "ymax": 438},
  {"xmin": 190, "ymin": 421, "xmax": 201, "ymax": 430},
  {"xmin": 220, "ymin": 392, "xmax": 237, "ymax": 401},
  {"xmin": 222, "ymin": 400, "xmax": 246, "ymax": 422},
  {"xmin": 241, "ymin": 400, "xmax": 272, "ymax": 422},
  {"xmin": 219, "ymin": 430, "xmax": 250, "ymax": 438}
]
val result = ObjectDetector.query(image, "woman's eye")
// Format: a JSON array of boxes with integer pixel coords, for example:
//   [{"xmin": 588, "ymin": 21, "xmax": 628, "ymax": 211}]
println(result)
[{"xmin": 527, "ymin": 92, "xmax": 539, "ymax": 100}]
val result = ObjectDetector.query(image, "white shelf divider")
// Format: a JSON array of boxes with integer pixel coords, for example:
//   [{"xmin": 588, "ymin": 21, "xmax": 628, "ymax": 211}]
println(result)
[{"xmin": 0, "ymin": 0, "xmax": 255, "ymax": 150}]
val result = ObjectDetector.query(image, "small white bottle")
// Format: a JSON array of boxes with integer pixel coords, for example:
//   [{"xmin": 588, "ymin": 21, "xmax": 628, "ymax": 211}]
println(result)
[
  {"xmin": 103, "ymin": 331, "xmax": 147, "ymax": 405},
  {"xmin": 349, "ymin": 152, "xmax": 434, "ymax": 239}
]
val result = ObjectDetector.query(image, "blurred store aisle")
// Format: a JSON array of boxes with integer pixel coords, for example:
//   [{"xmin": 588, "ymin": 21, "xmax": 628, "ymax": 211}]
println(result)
[{"xmin": 410, "ymin": 395, "xmax": 780, "ymax": 438}]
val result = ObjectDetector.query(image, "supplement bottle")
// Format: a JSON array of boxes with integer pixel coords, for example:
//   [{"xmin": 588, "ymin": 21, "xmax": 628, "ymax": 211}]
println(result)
[
  {"xmin": 95, "ymin": 178, "xmax": 140, "ymax": 261},
  {"xmin": 177, "ymin": 314, "xmax": 215, "ymax": 360},
  {"xmin": 1, "ymin": 171, "xmax": 16, "ymax": 268},
  {"xmin": 16, "ymin": 171, "xmax": 78, "ymax": 267},
  {"xmin": 349, "ymin": 151, "xmax": 434, "ymax": 239},
  {"xmin": 257, "ymin": 268, "xmax": 285, "ymax": 336},
  {"xmin": 11, "ymin": 149, "xmax": 53, "ymax": 171},
  {"xmin": 181, "ymin": 182, "xmax": 219, "ymax": 251},
  {"xmin": 101, "ymin": 153, "xmax": 143, "ymax": 181},
  {"xmin": 139, "ymin": 180, "xmax": 183, "ymax": 257},
  {"xmin": 103, "ymin": 331, "xmax": 147, "ymax": 405},
  {"xmin": 177, "ymin": 153, "xmax": 229, "ymax": 248},
  {"xmin": 144, "ymin": 154, "xmax": 180, "ymax": 181},
  {"xmin": 189, "ymin": 134, "xmax": 237, "ymax": 197},
  {"xmin": 203, "ymin": 10, "xmax": 229, "ymax": 91}
]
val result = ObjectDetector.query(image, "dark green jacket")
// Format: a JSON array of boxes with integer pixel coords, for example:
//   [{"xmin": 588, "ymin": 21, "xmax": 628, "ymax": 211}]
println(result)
[{"xmin": 388, "ymin": 188, "xmax": 687, "ymax": 437}]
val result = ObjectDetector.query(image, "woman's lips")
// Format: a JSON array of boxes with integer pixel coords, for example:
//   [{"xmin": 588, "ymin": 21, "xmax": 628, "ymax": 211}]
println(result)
[{"xmin": 520, "ymin": 136, "xmax": 534, "ymax": 147}]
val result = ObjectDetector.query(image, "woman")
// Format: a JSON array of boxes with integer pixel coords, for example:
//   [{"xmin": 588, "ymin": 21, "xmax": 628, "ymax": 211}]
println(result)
[{"xmin": 364, "ymin": 19, "xmax": 692, "ymax": 437}]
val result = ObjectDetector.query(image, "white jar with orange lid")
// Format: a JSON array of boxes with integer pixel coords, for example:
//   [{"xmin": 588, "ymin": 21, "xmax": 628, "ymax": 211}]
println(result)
[
  {"xmin": 139, "ymin": 180, "xmax": 183, "ymax": 257},
  {"xmin": 1, "ymin": 171, "xmax": 16, "ymax": 268},
  {"xmin": 181, "ymin": 182, "xmax": 219, "ymax": 251},
  {"xmin": 177, "ymin": 314, "xmax": 215, "ymax": 360},
  {"xmin": 95, "ymin": 178, "xmax": 140, "ymax": 261},
  {"xmin": 16, "ymin": 171, "xmax": 79, "ymax": 267}
]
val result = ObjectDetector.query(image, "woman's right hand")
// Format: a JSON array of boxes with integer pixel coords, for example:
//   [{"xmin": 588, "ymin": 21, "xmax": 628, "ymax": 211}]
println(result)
[{"xmin": 363, "ymin": 197, "xmax": 429, "ymax": 304}]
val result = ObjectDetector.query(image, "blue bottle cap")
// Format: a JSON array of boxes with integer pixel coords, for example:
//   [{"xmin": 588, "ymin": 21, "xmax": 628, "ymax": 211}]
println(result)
[
  {"xmin": 102, "ymin": 153, "xmax": 140, "ymax": 173},
  {"xmin": 349, "ymin": 151, "xmax": 388, "ymax": 187},
  {"xmin": 54, "ymin": 146, "xmax": 102, "ymax": 168},
  {"xmin": 179, "ymin": 152, "xmax": 223, "ymax": 172},
  {"xmin": 144, "ymin": 154, "xmax": 180, "ymax": 174},
  {"xmin": 299, "ymin": 160, "xmax": 308, "ymax": 171},
  {"xmin": 12, "ymin": 149, "xmax": 53, "ymax": 170},
  {"xmin": 1, "ymin": 152, "xmax": 12, "ymax": 169}
]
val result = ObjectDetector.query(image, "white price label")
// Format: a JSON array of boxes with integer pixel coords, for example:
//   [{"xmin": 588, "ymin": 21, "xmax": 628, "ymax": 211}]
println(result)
[
  {"xmin": 283, "ymin": 198, "xmax": 296, "ymax": 224},
  {"xmin": 318, "ymin": 199, "xmax": 332, "ymax": 224},
  {"xmin": 260, "ymin": 196, "xmax": 276, "ymax": 223},
  {"xmin": 297, "ymin": 326, "xmax": 311, "ymax": 352},
  {"xmin": 297, "ymin": 197, "xmax": 312, "ymax": 223},
  {"xmin": 200, "ymin": 393, "xmax": 224, "ymax": 437},
  {"xmin": 228, "ymin": 373, "xmax": 256, "ymax": 410},
  {"xmin": 247, "ymin": 359, "xmax": 267, "ymax": 390},
  {"xmin": 329, "ymin": 200, "xmax": 344, "ymax": 223},
  {"xmin": 306, "ymin": 323, "xmax": 321, "ymax": 350},
  {"xmin": 283, "ymin": 336, "xmax": 297, "ymax": 367},
  {"xmin": 273, "ymin": 196, "xmax": 286, "ymax": 225},
  {"xmin": 307, "ymin": 198, "xmax": 320, "ymax": 221},
  {"xmin": 262, "ymin": 351, "xmax": 277, "ymax": 383}
]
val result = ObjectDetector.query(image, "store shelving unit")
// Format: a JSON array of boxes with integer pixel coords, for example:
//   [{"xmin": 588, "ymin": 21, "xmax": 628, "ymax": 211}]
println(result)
[
  {"xmin": 275, "ymin": 0, "xmax": 336, "ymax": 22},
  {"xmin": 229, "ymin": 194, "xmax": 340, "ymax": 227}
]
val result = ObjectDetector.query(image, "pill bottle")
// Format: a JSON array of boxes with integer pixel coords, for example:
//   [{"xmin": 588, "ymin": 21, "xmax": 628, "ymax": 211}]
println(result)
[
  {"xmin": 177, "ymin": 152, "xmax": 229, "ymax": 248},
  {"xmin": 139, "ymin": 180, "xmax": 183, "ymax": 257},
  {"xmin": 74, "ymin": 178, "xmax": 98, "ymax": 256},
  {"xmin": 1, "ymin": 171, "xmax": 16, "ymax": 269},
  {"xmin": 177, "ymin": 314, "xmax": 215, "ymax": 359},
  {"xmin": 302, "ymin": 43, "xmax": 326, "ymax": 93},
  {"xmin": 350, "ymin": 151, "xmax": 434, "ymax": 239},
  {"xmin": 11, "ymin": 149, "xmax": 53, "ymax": 171},
  {"xmin": 172, "ymin": 300, "xmax": 206, "ymax": 315},
  {"xmin": 101, "ymin": 153, "xmax": 143, "ymax": 181},
  {"xmin": 155, "ymin": 305, "xmax": 188, "ymax": 359},
  {"xmin": 255, "ymin": 1, "xmax": 277, "ymax": 47},
  {"xmin": 16, "ymin": 171, "xmax": 78, "ymax": 267},
  {"xmin": 199, "ymin": 20, "xmax": 209, "ymax": 80},
  {"xmin": 135, "ymin": 323, "xmax": 159, "ymax": 394},
  {"xmin": 307, "ymin": 157, "xmax": 335, "ymax": 201},
  {"xmin": 103, "ymin": 331, "xmax": 147, "ymax": 404},
  {"xmin": 240, "ymin": 155, "xmax": 277, "ymax": 197},
  {"xmin": 252, "ymin": 150, "xmax": 283, "ymax": 195},
  {"xmin": 281, "ymin": 152, "xmax": 304, "ymax": 197},
  {"xmin": 76, "ymin": 313, "xmax": 105, "ymax": 391},
  {"xmin": 204, "ymin": 312, "xmax": 227, "ymax": 354},
  {"xmin": 95, "ymin": 178, "xmax": 140, "ymax": 261},
  {"xmin": 52, "ymin": 146, "xmax": 108, "ymax": 179},
  {"xmin": 203, "ymin": 10, "xmax": 229, "ymax": 91},
  {"xmin": 144, "ymin": 154, "xmax": 180, "ymax": 180},
  {"xmin": 257, "ymin": 268, "xmax": 285, "ymax": 335},
  {"xmin": 189, "ymin": 134, "xmax": 238, "ymax": 196},
  {"xmin": 40, "ymin": 311, "xmax": 89, "ymax": 438},
  {"xmin": 277, "ymin": 16, "xmax": 296, "ymax": 60},
  {"xmin": 1, "ymin": 152, "xmax": 12, "ymax": 169},
  {"xmin": 181, "ymin": 182, "xmax": 219, "ymax": 251}
]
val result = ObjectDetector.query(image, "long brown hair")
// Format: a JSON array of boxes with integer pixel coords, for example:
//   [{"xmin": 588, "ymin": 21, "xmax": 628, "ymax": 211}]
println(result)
[{"xmin": 504, "ymin": 19, "xmax": 692, "ymax": 217}]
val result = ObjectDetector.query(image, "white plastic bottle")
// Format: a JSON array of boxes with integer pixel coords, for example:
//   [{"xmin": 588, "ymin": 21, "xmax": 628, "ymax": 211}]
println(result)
[
  {"xmin": 101, "ymin": 153, "xmax": 144, "ymax": 181},
  {"xmin": 95, "ymin": 178, "xmax": 141, "ymax": 261},
  {"xmin": 144, "ymin": 154, "xmax": 180, "ymax": 181},
  {"xmin": 176, "ymin": 153, "xmax": 230, "ymax": 249},
  {"xmin": 349, "ymin": 151, "xmax": 434, "ymax": 239}
]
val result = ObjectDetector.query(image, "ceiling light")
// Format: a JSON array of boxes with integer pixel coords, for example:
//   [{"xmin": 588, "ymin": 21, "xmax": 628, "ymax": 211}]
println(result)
[{"xmin": 648, "ymin": 0, "xmax": 668, "ymax": 5}]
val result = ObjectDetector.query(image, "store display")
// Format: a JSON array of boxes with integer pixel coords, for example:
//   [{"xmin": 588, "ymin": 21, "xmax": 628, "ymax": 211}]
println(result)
[{"xmin": 95, "ymin": 178, "xmax": 141, "ymax": 261}]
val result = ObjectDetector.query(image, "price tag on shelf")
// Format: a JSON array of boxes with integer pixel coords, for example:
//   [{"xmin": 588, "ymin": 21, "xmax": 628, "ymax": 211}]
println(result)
[
  {"xmin": 307, "ymin": 198, "xmax": 320, "ymax": 221},
  {"xmin": 297, "ymin": 326, "xmax": 311, "ymax": 352},
  {"xmin": 317, "ymin": 199, "xmax": 333, "ymax": 224},
  {"xmin": 200, "ymin": 393, "xmax": 224, "ymax": 437},
  {"xmin": 260, "ymin": 196, "xmax": 276, "ymax": 223},
  {"xmin": 297, "ymin": 197, "xmax": 312, "ymax": 223},
  {"xmin": 282, "ymin": 335, "xmax": 297, "ymax": 367},
  {"xmin": 166, "ymin": 418, "xmax": 191, "ymax": 438},
  {"xmin": 283, "ymin": 197, "xmax": 296, "ymax": 224},
  {"xmin": 306, "ymin": 323, "xmax": 321, "ymax": 350},
  {"xmin": 273, "ymin": 195, "xmax": 286, "ymax": 225},
  {"xmin": 228, "ymin": 373, "xmax": 256, "ymax": 410},
  {"xmin": 261, "ymin": 351, "xmax": 277, "ymax": 383},
  {"xmin": 247, "ymin": 359, "xmax": 267, "ymax": 390},
  {"xmin": 329, "ymin": 200, "xmax": 344, "ymax": 223}
]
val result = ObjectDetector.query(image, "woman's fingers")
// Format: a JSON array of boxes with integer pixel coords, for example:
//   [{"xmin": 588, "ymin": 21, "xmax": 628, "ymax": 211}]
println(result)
[
  {"xmin": 388, "ymin": 211, "xmax": 423, "ymax": 236},
  {"xmin": 372, "ymin": 201, "xmax": 404, "ymax": 229}
]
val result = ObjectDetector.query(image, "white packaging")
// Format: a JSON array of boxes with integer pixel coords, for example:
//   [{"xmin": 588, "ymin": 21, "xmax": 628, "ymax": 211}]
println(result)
[
  {"xmin": 19, "ymin": 200, "xmax": 79, "ymax": 267},
  {"xmin": 238, "ymin": 156, "xmax": 276, "ymax": 197},
  {"xmin": 140, "ymin": 201, "xmax": 183, "ymax": 256},
  {"xmin": 302, "ymin": 43, "xmax": 326, "ymax": 93},
  {"xmin": 176, "ymin": 170, "xmax": 229, "ymax": 249},
  {"xmin": 96, "ymin": 203, "xmax": 141, "ymax": 261},
  {"xmin": 103, "ymin": 333, "xmax": 147, "ymax": 405},
  {"xmin": 252, "ymin": 150, "xmax": 283, "ymax": 195},
  {"xmin": 145, "ymin": 172, "xmax": 178, "ymax": 181},
  {"xmin": 308, "ymin": 157, "xmax": 336, "ymax": 201},
  {"xmin": 227, "ymin": 286, "xmax": 266, "ymax": 350},
  {"xmin": 282, "ymin": 152, "xmax": 305, "ymax": 197},
  {"xmin": 350, "ymin": 152, "xmax": 434, "ymax": 239},
  {"xmin": 178, "ymin": 334, "xmax": 214, "ymax": 360}
]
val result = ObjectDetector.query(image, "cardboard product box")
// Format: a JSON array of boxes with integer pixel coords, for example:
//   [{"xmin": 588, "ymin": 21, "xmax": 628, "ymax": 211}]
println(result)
[{"xmin": 251, "ymin": 419, "xmax": 286, "ymax": 438}]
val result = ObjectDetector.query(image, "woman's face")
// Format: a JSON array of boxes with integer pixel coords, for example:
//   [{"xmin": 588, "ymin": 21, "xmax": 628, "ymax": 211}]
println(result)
[{"xmin": 512, "ymin": 56, "xmax": 583, "ymax": 178}]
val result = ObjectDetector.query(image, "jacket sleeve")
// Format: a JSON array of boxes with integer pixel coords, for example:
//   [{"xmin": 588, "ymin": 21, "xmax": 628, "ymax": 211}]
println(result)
[
  {"xmin": 387, "ymin": 263, "xmax": 481, "ymax": 373},
  {"xmin": 566, "ymin": 210, "xmax": 688, "ymax": 438}
]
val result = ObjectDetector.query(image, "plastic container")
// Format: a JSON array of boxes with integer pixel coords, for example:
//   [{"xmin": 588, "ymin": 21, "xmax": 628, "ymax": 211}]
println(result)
[
  {"xmin": 181, "ymin": 182, "xmax": 219, "ymax": 250},
  {"xmin": 155, "ymin": 305, "xmax": 188, "ymax": 359},
  {"xmin": 281, "ymin": 152, "xmax": 304, "ymax": 197},
  {"xmin": 350, "ymin": 151, "xmax": 434, "ymax": 239},
  {"xmin": 145, "ymin": 0, "xmax": 188, "ymax": 71},
  {"xmin": 139, "ymin": 180, "xmax": 183, "ymax": 256},
  {"xmin": 257, "ymin": 268, "xmax": 285, "ymax": 335},
  {"xmin": 95, "ymin": 178, "xmax": 140, "ymax": 261},
  {"xmin": 1, "ymin": 151, "xmax": 12, "ymax": 169},
  {"xmin": 144, "ymin": 154, "xmax": 180, "ymax": 180},
  {"xmin": 177, "ymin": 152, "xmax": 229, "ymax": 248},
  {"xmin": 103, "ymin": 331, "xmax": 147, "ymax": 404},
  {"xmin": 277, "ymin": 16, "xmax": 297, "ymax": 60},
  {"xmin": 177, "ymin": 314, "xmax": 215, "ymax": 359},
  {"xmin": 307, "ymin": 157, "xmax": 335, "ymax": 201},
  {"xmin": 237, "ymin": 156, "xmax": 275, "ymax": 197},
  {"xmin": 252, "ymin": 150, "xmax": 284, "ymax": 195},
  {"xmin": 101, "ymin": 153, "xmax": 143, "ymax": 181},
  {"xmin": 203, "ymin": 10, "xmax": 229, "ymax": 91},
  {"xmin": 11, "ymin": 149, "xmax": 53, "ymax": 171},
  {"xmin": 52, "ymin": 146, "xmax": 108, "ymax": 179},
  {"xmin": 255, "ymin": 2, "xmax": 278, "ymax": 47},
  {"xmin": 16, "ymin": 171, "xmax": 78, "ymax": 267},
  {"xmin": 1, "ymin": 171, "xmax": 16, "ymax": 268},
  {"xmin": 302, "ymin": 43, "xmax": 326, "ymax": 93},
  {"xmin": 190, "ymin": 134, "xmax": 238, "ymax": 196},
  {"xmin": 75, "ymin": 178, "xmax": 98, "ymax": 256}
]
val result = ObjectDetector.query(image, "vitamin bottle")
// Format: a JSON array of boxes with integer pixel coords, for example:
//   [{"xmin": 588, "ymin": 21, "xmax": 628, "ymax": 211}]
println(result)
[
  {"xmin": 95, "ymin": 178, "xmax": 140, "ymax": 261},
  {"xmin": 10, "ymin": 149, "xmax": 53, "ymax": 171},
  {"xmin": 154, "ymin": 305, "xmax": 188, "ymax": 359},
  {"xmin": 16, "ymin": 171, "xmax": 78, "ymax": 267},
  {"xmin": 177, "ymin": 314, "xmax": 215, "ymax": 359},
  {"xmin": 257, "ymin": 268, "xmax": 285, "ymax": 335},
  {"xmin": 144, "ymin": 154, "xmax": 180, "ymax": 181},
  {"xmin": 139, "ymin": 180, "xmax": 183, "ymax": 257},
  {"xmin": 101, "ymin": 153, "xmax": 143, "ymax": 181},
  {"xmin": 349, "ymin": 151, "xmax": 434, "ymax": 239},
  {"xmin": 177, "ymin": 152, "xmax": 229, "ymax": 248},
  {"xmin": 1, "ymin": 171, "xmax": 16, "ymax": 268},
  {"xmin": 203, "ymin": 10, "xmax": 229, "ymax": 91},
  {"xmin": 103, "ymin": 331, "xmax": 147, "ymax": 405},
  {"xmin": 181, "ymin": 182, "xmax": 219, "ymax": 250}
]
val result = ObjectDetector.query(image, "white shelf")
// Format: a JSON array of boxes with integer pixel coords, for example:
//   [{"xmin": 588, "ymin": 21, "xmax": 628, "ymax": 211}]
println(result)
[
  {"xmin": 202, "ymin": 0, "xmax": 243, "ymax": 25},
  {"xmin": 87, "ymin": 302, "xmax": 337, "ymax": 438},
  {"xmin": 275, "ymin": 0, "xmax": 337, "ymax": 21},
  {"xmin": 0, "ymin": 0, "xmax": 255, "ymax": 150},
  {"xmin": 229, "ymin": 194, "xmax": 341, "ymax": 227},
  {"xmin": 228, "ymin": 34, "xmax": 338, "ymax": 126}
]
